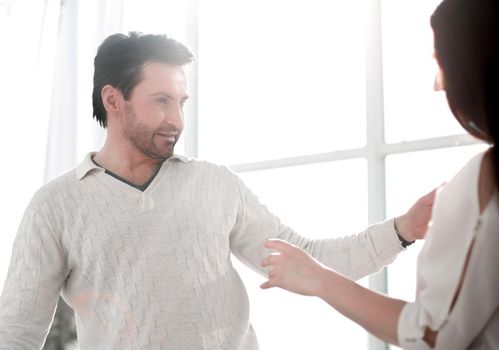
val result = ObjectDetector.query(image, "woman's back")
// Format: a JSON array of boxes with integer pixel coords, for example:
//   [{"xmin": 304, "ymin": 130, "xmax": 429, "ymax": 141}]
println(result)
[{"xmin": 398, "ymin": 151, "xmax": 499, "ymax": 349}]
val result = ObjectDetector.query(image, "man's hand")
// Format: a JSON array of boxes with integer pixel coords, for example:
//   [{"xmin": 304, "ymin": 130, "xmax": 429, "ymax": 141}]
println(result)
[{"xmin": 395, "ymin": 186, "xmax": 441, "ymax": 242}]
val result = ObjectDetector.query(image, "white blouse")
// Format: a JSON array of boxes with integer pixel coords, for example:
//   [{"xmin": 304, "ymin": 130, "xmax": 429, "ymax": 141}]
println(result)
[{"xmin": 398, "ymin": 151, "xmax": 499, "ymax": 349}]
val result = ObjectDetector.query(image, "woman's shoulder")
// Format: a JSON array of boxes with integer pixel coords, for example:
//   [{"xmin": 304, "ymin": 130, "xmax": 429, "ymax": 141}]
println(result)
[
  {"xmin": 433, "ymin": 151, "xmax": 484, "ymax": 208},
  {"xmin": 477, "ymin": 149, "xmax": 497, "ymax": 213},
  {"xmin": 435, "ymin": 148, "xmax": 497, "ymax": 216}
]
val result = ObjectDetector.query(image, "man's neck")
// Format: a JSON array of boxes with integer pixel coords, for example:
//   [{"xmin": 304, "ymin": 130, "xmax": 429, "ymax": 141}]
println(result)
[{"xmin": 94, "ymin": 143, "xmax": 165, "ymax": 186}]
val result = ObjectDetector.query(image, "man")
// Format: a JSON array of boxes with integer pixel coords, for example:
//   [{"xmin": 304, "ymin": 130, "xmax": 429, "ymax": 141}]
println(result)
[{"xmin": 0, "ymin": 32, "xmax": 433, "ymax": 349}]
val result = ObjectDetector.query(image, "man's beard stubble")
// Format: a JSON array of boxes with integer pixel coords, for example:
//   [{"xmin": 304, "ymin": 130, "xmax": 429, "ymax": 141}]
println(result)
[{"xmin": 122, "ymin": 104, "xmax": 179, "ymax": 161}]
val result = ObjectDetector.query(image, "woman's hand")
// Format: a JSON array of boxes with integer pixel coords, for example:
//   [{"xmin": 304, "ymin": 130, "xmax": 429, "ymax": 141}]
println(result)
[{"xmin": 260, "ymin": 239, "xmax": 331, "ymax": 297}]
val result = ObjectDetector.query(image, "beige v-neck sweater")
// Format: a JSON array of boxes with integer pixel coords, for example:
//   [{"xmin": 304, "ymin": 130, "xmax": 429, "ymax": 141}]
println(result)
[{"xmin": 0, "ymin": 152, "xmax": 402, "ymax": 349}]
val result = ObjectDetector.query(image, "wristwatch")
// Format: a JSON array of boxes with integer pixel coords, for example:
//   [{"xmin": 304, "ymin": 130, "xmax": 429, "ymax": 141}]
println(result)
[{"xmin": 394, "ymin": 220, "xmax": 415, "ymax": 248}]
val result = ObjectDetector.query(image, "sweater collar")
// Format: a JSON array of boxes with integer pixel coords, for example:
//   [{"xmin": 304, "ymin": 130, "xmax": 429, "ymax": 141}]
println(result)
[{"xmin": 76, "ymin": 152, "xmax": 191, "ymax": 180}]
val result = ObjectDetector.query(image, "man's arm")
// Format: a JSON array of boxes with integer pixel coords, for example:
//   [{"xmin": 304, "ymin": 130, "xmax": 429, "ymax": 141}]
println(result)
[
  {"xmin": 0, "ymin": 202, "xmax": 68, "ymax": 349},
  {"xmin": 229, "ymin": 174, "xmax": 435, "ymax": 280}
]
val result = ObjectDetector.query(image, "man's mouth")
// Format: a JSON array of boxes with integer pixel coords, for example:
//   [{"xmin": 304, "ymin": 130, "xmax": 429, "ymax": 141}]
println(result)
[{"xmin": 156, "ymin": 133, "xmax": 177, "ymax": 143}]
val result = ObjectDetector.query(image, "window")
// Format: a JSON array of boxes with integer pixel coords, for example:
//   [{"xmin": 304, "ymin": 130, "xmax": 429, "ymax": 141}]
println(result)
[
  {"xmin": 381, "ymin": 0, "xmax": 464, "ymax": 142},
  {"xmin": 197, "ymin": 0, "xmax": 368, "ymax": 164}
]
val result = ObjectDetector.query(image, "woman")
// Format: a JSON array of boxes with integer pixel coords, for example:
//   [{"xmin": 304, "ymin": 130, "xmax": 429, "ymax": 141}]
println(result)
[{"xmin": 260, "ymin": 0, "xmax": 499, "ymax": 348}]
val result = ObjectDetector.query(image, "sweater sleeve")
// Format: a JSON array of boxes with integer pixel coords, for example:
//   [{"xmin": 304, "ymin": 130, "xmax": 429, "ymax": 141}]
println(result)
[
  {"xmin": 229, "ymin": 174, "xmax": 403, "ymax": 280},
  {"xmin": 0, "ymin": 200, "xmax": 68, "ymax": 349}
]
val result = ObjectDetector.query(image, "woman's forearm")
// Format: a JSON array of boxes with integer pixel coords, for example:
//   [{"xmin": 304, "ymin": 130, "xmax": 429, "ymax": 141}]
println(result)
[
  {"xmin": 316, "ymin": 268, "xmax": 406, "ymax": 345},
  {"xmin": 261, "ymin": 239, "xmax": 408, "ymax": 345}
]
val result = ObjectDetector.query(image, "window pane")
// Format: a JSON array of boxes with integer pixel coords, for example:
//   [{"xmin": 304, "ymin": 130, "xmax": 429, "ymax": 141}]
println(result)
[
  {"xmin": 381, "ymin": 0, "xmax": 465, "ymax": 142},
  {"xmin": 122, "ymin": 0, "xmax": 187, "ymax": 42},
  {"xmin": 385, "ymin": 144, "xmax": 488, "ymax": 349},
  {"xmin": 234, "ymin": 159, "xmax": 368, "ymax": 349},
  {"xmin": 198, "ymin": 0, "xmax": 367, "ymax": 165}
]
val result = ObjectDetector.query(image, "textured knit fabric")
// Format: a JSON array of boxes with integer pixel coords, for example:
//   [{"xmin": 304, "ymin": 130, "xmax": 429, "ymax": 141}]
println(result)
[
  {"xmin": 92, "ymin": 157, "xmax": 160, "ymax": 192},
  {"xmin": 0, "ymin": 152, "xmax": 403, "ymax": 350},
  {"xmin": 398, "ymin": 151, "xmax": 499, "ymax": 349}
]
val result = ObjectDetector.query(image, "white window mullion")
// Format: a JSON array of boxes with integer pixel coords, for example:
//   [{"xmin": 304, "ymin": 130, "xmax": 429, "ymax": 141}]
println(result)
[
  {"xmin": 184, "ymin": 0, "xmax": 199, "ymax": 158},
  {"xmin": 381, "ymin": 134, "xmax": 480, "ymax": 155},
  {"xmin": 366, "ymin": 0, "xmax": 389, "ymax": 349},
  {"xmin": 230, "ymin": 148, "xmax": 366, "ymax": 173}
]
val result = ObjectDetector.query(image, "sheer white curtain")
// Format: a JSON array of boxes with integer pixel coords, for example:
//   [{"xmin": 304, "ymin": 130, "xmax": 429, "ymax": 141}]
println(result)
[
  {"xmin": 0, "ymin": 0, "xmax": 61, "ymax": 286},
  {"xmin": 1, "ymin": 1, "xmax": 126, "ymax": 348},
  {"xmin": 45, "ymin": 0, "xmax": 124, "ymax": 181}
]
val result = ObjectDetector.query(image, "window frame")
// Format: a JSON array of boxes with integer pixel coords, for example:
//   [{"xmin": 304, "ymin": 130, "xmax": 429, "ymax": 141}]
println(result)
[{"xmin": 182, "ymin": 1, "xmax": 481, "ymax": 349}]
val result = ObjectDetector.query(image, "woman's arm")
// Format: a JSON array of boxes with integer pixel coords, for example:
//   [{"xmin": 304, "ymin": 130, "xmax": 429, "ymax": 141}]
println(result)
[{"xmin": 260, "ymin": 239, "xmax": 407, "ymax": 346}]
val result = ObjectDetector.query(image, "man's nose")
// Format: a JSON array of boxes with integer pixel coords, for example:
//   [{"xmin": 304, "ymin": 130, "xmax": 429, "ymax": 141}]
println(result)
[{"xmin": 167, "ymin": 104, "xmax": 184, "ymax": 131}]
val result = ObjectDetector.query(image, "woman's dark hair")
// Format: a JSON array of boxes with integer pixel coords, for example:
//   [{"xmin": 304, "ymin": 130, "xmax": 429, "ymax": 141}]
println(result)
[
  {"xmin": 431, "ymin": 0, "xmax": 499, "ymax": 188},
  {"xmin": 92, "ymin": 32, "xmax": 194, "ymax": 128}
]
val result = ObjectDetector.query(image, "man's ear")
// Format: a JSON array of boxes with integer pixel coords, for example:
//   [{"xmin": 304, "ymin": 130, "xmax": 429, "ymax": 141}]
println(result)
[{"xmin": 101, "ymin": 85, "xmax": 123, "ymax": 116}]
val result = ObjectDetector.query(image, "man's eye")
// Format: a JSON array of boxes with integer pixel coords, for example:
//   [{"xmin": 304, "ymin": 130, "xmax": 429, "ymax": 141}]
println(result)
[{"xmin": 157, "ymin": 98, "xmax": 168, "ymax": 104}]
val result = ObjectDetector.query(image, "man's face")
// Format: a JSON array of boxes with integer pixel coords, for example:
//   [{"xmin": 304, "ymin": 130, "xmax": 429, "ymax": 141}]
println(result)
[{"xmin": 122, "ymin": 62, "xmax": 188, "ymax": 160}]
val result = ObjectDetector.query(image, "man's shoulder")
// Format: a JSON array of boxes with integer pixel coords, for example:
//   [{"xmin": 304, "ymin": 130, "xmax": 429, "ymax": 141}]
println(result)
[
  {"xmin": 172, "ymin": 155, "xmax": 237, "ymax": 177},
  {"xmin": 32, "ymin": 168, "xmax": 80, "ymax": 204}
]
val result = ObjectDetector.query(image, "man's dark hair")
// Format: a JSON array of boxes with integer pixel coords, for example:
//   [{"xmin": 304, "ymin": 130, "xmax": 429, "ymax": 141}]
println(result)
[{"xmin": 92, "ymin": 32, "xmax": 194, "ymax": 128}]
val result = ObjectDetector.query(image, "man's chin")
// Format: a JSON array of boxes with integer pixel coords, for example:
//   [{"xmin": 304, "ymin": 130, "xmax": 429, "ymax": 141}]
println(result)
[
  {"xmin": 139, "ymin": 145, "xmax": 174, "ymax": 161},
  {"xmin": 153, "ymin": 146, "xmax": 175, "ymax": 160}
]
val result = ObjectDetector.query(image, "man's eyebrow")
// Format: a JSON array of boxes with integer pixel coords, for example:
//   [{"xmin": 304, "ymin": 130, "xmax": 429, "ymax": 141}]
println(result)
[
  {"xmin": 151, "ymin": 92, "xmax": 173, "ymax": 99},
  {"xmin": 150, "ymin": 92, "xmax": 190, "ymax": 101}
]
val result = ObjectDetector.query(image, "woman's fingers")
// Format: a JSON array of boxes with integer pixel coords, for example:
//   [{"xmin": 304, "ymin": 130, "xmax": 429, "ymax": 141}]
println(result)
[
  {"xmin": 260, "ymin": 253, "xmax": 281, "ymax": 267},
  {"xmin": 260, "ymin": 280, "xmax": 274, "ymax": 289},
  {"xmin": 264, "ymin": 238, "xmax": 296, "ymax": 252},
  {"xmin": 261, "ymin": 239, "xmax": 296, "ymax": 267}
]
